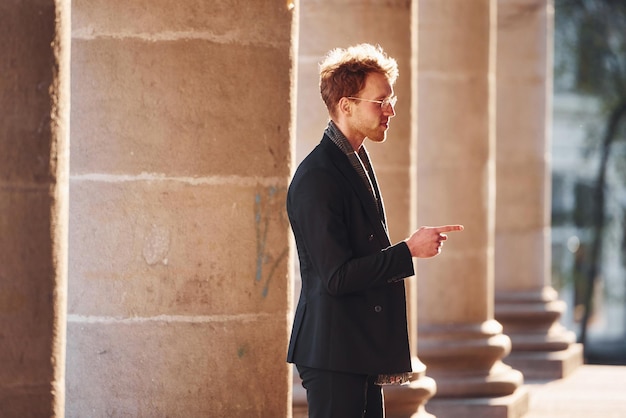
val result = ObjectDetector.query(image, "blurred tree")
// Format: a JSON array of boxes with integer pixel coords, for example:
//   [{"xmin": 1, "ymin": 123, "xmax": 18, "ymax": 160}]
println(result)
[{"xmin": 554, "ymin": 0, "xmax": 626, "ymax": 349}]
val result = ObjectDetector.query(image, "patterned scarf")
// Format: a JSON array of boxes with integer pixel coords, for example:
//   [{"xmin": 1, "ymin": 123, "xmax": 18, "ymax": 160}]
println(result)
[{"xmin": 324, "ymin": 121, "xmax": 383, "ymax": 219}]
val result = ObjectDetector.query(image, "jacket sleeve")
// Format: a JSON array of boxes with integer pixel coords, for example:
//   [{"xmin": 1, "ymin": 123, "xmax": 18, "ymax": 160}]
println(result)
[{"xmin": 287, "ymin": 165, "xmax": 415, "ymax": 296}]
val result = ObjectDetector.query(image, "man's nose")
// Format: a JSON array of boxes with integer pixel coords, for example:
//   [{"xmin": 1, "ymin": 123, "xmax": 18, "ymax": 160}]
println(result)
[{"xmin": 384, "ymin": 103, "xmax": 396, "ymax": 117}]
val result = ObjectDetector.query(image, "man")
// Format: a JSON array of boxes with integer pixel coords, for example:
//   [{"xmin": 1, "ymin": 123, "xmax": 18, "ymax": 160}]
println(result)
[{"xmin": 287, "ymin": 43, "xmax": 463, "ymax": 418}]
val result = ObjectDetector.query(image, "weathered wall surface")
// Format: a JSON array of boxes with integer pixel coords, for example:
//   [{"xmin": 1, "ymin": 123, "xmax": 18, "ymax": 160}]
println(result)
[
  {"xmin": 66, "ymin": 1, "xmax": 296, "ymax": 416},
  {"xmin": 416, "ymin": 0, "xmax": 527, "ymax": 415},
  {"xmin": 0, "ymin": 0, "xmax": 70, "ymax": 416},
  {"xmin": 495, "ymin": 0, "xmax": 582, "ymax": 380}
]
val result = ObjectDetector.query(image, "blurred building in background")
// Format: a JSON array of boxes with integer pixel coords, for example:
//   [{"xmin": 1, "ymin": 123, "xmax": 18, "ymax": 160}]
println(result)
[{"xmin": 550, "ymin": 0, "xmax": 626, "ymax": 364}]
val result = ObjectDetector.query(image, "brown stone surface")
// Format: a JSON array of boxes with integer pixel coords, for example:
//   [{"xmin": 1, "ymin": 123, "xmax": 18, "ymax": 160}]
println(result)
[
  {"xmin": 1, "ymin": 0, "xmax": 70, "ymax": 416},
  {"xmin": 0, "ymin": 2, "xmax": 57, "ymax": 182},
  {"xmin": 72, "ymin": 0, "xmax": 292, "ymax": 43},
  {"xmin": 68, "ymin": 180, "xmax": 289, "ymax": 317},
  {"xmin": 504, "ymin": 343, "xmax": 584, "ymax": 381},
  {"xmin": 70, "ymin": 38, "xmax": 292, "ymax": 177},
  {"xmin": 66, "ymin": 1, "xmax": 295, "ymax": 416},
  {"xmin": 66, "ymin": 318, "xmax": 290, "ymax": 417},
  {"xmin": 416, "ymin": 0, "xmax": 527, "ymax": 406},
  {"xmin": 494, "ymin": 0, "xmax": 583, "ymax": 383}
]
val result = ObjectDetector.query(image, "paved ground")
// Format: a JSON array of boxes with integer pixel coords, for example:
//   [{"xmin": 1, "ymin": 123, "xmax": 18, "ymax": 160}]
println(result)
[{"xmin": 524, "ymin": 364, "xmax": 626, "ymax": 418}]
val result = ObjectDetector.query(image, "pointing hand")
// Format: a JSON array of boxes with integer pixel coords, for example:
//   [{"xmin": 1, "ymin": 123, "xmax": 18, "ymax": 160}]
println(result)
[{"xmin": 404, "ymin": 225, "xmax": 464, "ymax": 258}]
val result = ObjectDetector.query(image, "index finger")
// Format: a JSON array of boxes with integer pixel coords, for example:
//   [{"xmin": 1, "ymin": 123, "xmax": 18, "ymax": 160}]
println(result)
[{"xmin": 433, "ymin": 225, "xmax": 464, "ymax": 233}]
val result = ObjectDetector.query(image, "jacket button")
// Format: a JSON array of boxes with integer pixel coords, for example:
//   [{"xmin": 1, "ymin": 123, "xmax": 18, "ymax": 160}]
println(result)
[
  {"xmin": 368, "ymin": 234, "xmax": 374, "ymax": 241},
  {"xmin": 374, "ymin": 305, "xmax": 382, "ymax": 313}
]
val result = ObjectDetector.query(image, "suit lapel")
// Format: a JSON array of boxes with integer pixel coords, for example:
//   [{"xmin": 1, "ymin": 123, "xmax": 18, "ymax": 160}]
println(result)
[
  {"xmin": 360, "ymin": 147, "xmax": 388, "ymax": 230},
  {"xmin": 321, "ymin": 136, "xmax": 391, "ymax": 246}
]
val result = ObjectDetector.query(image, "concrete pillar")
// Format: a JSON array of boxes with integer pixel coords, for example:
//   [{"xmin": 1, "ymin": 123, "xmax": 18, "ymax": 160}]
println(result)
[
  {"xmin": 66, "ymin": 1, "xmax": 296, "ymax": 417},
  {"xmin": 417, "ymin": 0, "xmax": 528, "ymax": 416},
  {"xmin": 295, "ymin": 1, "xmax": 436, "ymax": 417},
  {"xmin": 494, "ymin": 0, "xmax": 583, "ymax": 380},
  {"xmin": 0, "ymin": 1, "xmax": 70, "ymax": 416}
]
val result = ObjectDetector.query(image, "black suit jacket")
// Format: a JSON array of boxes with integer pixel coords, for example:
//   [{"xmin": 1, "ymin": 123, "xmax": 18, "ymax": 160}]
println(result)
[{"xmin": 286, "ymin": 134, "xmax": 414, "ymax": 375}]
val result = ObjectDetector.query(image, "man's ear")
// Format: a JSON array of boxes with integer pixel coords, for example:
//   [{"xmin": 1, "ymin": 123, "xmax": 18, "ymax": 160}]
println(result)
[{"xmin": 337, "ymin": 97, "xmax": 352, "ymax": 116}]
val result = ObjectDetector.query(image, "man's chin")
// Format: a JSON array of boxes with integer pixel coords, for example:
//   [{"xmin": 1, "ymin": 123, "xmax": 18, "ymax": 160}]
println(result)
[{"xmin": 367, "ymin": 134, "xmax": 387, "ymax": 143}]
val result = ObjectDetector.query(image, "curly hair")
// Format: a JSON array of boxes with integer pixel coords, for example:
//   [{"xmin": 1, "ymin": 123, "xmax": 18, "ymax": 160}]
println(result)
[{"xmin": 319, "ymin": 44, "xmax": 398, "ymax": 117}]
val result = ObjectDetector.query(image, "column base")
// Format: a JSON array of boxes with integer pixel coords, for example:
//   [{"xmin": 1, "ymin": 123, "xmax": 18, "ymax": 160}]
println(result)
[
  {"xmin": 496, "ymin": 287, "xmax": 583, "ymax": 380},
  {"xmin": 384, "ymin": 358, "xmax": 437, "ymax": 418},
  {"xmin": 503, "ymin": 342, "xmax": 583, "ymax": 381},
  {"xmin": 425, "ymin": 386, "xmax": 529, "ymax": 418},
  {"xmin": 418, "ymin": 320, "xmax": 524, "ymax": 398},
  {"xmin": 384, "ymin": 378, "xmax": 437, "ymax": 418}
]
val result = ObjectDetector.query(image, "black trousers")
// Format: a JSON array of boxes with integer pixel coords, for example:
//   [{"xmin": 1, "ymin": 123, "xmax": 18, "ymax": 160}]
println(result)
[{"xmin": 296, "ymin": 365, "xmax": 384, "ymax": 418}]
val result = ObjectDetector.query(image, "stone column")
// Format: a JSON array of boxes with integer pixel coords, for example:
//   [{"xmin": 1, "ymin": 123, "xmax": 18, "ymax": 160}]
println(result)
[
  {"xmin": 295, "ymin": 1, "xmax": 436, "ymax": 417},
  {"xmin": 494, "ymin": 0, "xmax": 583, "ymax": 380},
  {"xmin": 0, "ymin": 1, "xmax": 70, "ymax": 416},
  {"xmin": 66, "ymin": 1, "xmax": 296, "ymax": 417},
  {"xmin": 417, "ymin": 0, "xmax": 528, "ymax": 417}
]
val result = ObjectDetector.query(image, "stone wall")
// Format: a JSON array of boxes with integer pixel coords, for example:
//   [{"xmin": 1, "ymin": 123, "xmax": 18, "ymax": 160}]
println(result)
[
  {"xmin": 66, "ymin": 1, "xmax": 296, "ymax": 416},
  {"xmin": 0, "ymin": 0, "xmax": 70, "ymax": 416}
]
